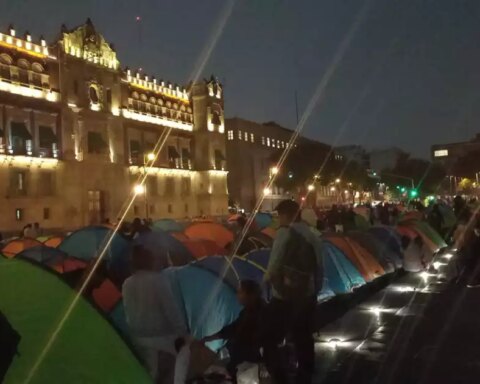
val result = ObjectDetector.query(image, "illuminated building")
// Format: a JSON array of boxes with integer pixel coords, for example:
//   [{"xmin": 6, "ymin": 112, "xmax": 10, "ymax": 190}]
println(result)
[{"xmin": 0, "ymin": 19, "xmax": 227, "ymax": 232}]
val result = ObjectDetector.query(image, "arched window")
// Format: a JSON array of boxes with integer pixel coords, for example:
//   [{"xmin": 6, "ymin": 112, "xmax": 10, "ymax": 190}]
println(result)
[
  {"xmin": 140, "ymin": 94, "xmax": 147, "ymax": 102},
  {"xmin": 17, "ymin": 59, "xmax": 30, "ymax": 70},
  {"xmin": 131, "ymin": 91, "xmax": 139, "ymax": 100},
  {"xmin": 158, "ymin": 98, "xmax": 164, "ymax": 106},
  {"xmin": 149, "ymin": 96, "xmax": 156, "ymax": 104},
  {"xmin": 0, "ymin": 54, "xmax": 12, "ymax": 65},
  {"xmin": 166, "ymin": 101, "xmax": 172, "ymax": 108},
  {"xmin": 89, "ymin": 86, "xmax": 99, "ymax": 103},
  {"xmin": 32, "ymin": 62, "xmax": 44, "ymax": 73},
  {"xmin": 180, "ymin": 105, "xmax": 186, "ymax": 112}
]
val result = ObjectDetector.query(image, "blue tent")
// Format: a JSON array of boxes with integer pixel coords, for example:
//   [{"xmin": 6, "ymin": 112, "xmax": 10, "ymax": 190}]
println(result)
[
  {"xmin": 245, "ymin": 249, "xmax": 270, "ymax": 270},
  {"xmin": 254, "ymin": 212, "xmax": 273, "ymax": 230},
  {"xmin": 368, "ymin": 226, "xmax": 403, "ymax": 258},
  {"xmin": 17, "ymin": 245, "xmax": 68, "ymax": 265},
  {"xmin": 59, "ymin": 226, "xmax": 130, "ymax": 262},
  {"xmin": 320, "ymin": 242, "xmax": 365, "ymax": 295},
  {"xmin": 135, "ymin": 229, "xmax": 193, "ymax": 269},
  {"xmin": 163, "ymin": 264, "xmax": 241, "ymax": 349},
  {"xmin": 152, "ymin": 218, "xmax": 184, "ymax": 233}
]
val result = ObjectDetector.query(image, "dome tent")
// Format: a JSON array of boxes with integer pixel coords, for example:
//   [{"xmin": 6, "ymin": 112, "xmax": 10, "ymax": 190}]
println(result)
[
  {"xmin": 0, "ymin": 257, "xmax": 149, "ymax": 383},
  {"xmin": 185, "ymin": 222, "xmax": 234, "ymax": 249}
]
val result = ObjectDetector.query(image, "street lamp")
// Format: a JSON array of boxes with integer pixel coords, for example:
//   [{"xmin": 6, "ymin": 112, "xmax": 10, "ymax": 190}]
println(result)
[
  {"xmin": 271, "ymin": 166, "xmax": 279, "ymax": 175},
  {"xmin": 146, "ymin": 152, "xmax": 155, "ymax": 161},
  {"xmin": 263, "ymin": 187, "xmax": 272, "ymax": 196},
  {"xmin": 335, "ymin": 178, "xmax": 341, "ymax": 184},
  {"xmin": 307, "ymin": 184, "xmax": 315, "ymax": 192}
]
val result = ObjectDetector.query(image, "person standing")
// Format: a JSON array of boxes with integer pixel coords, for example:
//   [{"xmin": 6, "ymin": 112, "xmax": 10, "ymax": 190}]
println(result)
[
  {"xmin": 201, "ymin": 280, "xmax": 265, "ymax": 382},
  {"xmin": 23, "ymin": 224, "xmax": 33, "ymax": 238},
  {"xmin": 263, "ymin": 199, "xmax": 322, "ymax": 384},
  {"xmin": 122, "ymin": 245, "xmax": 187, "ymax": 383}
]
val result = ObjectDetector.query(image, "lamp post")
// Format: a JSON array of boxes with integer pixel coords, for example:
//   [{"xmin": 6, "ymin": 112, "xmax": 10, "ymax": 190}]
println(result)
[
  {"xmin": 134, "ymin": 184, "xmax": 148, "ymax": 219},
  {"xmin": 263, "ymin": 187, "xmax": 273, "ymax": 211}
]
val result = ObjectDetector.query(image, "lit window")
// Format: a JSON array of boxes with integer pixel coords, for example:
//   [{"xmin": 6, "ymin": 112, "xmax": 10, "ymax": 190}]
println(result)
[
  {"xmin": 272, "ymin": 140, "xmax": 276, "ymax": 148},
  {"xmin": 250, "ymin": 133, "xmax": 254, "ymax": 143},
  {"xmin": 267, "ymin": 138, "xmax": 271, "ymax": 147},
  {"xmin": 238, "ymin": 130, "xmax": 242, "ymax": 140},
  {"xmin": 15, "ymin": 208, "xmax": 23, "ymax": 221},
  {"xmin": 434, "ymin": 149, "xmax": 448, "ymax": 157},
  {"xmin": 262, "ymin": 137, "xmax": 265, "ymax": 146},
  {"xmin": 244, "ymin": 132, "xmax": 248, "ymax": 141},
  {"xmin": 227, "ymin": 130, "xmax": 234, "ymax": 140}
]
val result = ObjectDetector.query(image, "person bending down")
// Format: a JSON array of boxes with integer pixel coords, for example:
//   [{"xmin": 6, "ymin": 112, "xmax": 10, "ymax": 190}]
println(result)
[{"xmin": 202, "ymin": 280, "xmax": 265, "ymax": 382}]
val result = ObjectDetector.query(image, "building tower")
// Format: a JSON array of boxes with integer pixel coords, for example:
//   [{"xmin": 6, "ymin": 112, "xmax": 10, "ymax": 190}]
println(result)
[{"xmin": 191, "ymin": 76, "xmax": 228, "ymax": 216}]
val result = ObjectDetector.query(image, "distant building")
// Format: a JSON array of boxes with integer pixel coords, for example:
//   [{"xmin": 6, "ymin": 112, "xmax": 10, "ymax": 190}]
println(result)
[
  {"xmin": 334, "ymin": 145, "xmax": 370, "ymax": 168},
  {"xmin": 0, "ymin": 20, "xmax": 228, "ymax": 232},
  {"xmin": 431, "ymin": 134, "xmax": 480, "ymax": 171},
  {"xmin": 225, "ymin": 119, "xmax": 294, "ymax": 211},
  {"xmin": 369, "ymin": 147, "xmax": 405, "ymax": 172}
]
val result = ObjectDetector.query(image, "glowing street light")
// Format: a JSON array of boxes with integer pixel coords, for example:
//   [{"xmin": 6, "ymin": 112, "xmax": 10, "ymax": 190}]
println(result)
[
  {"xmin": 134, "ymin": 184, "xmax": 145, "ymax": 195},
  {"xmin": 335, "ymin": 178, "xmax": 341, "ymax": 183},
  {"xmin": 330, "ymin": 186, "xmax": 336, "ymax": 192},
  {"xmin": 146, "ymin": 152, "xmax": 155, "ymax": 161},
  {"xmin": 307, "ymin": 184, "xmax": 315, "ymax": 191},
  {"xmin": 263, "ymin": 187, "xmax": 272, "ymax": 196},
  {"xmin": 271, "ymin": 166, "xmax": 279, "ymax": 175}
]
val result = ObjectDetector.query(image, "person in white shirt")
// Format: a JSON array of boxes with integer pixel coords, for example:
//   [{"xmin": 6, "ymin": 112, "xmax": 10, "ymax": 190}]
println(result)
[{"xmin": 122, "ymin": 245, "xmax": 187, "ymax": 383}]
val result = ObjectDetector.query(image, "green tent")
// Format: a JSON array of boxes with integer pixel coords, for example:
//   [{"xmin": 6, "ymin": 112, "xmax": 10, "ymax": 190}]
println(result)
[{"xmin": 0, "ymin": 257, "xmax": 150, "ymax": 384}]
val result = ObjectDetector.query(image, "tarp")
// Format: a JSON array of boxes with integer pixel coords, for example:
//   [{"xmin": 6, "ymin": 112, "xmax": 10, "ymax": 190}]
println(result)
[
  {"xmin": 163, "ymin": 263, "xmax": 241, "ymax": 346},
  {"xmin": 2, "ymin": 238, "xmax": 43, "ymax": 258},
  {"xmin": 58, "ymin": 226, "xmax": 130, "ymax": 262},
  {"xmin": 180, "ymin": 238, "xmax": 228, "ymax": 259},
  {"xmin": 185, "ymin": 222, "xmax": 234, "ymax": 249},
  {"xmin": 0, "ymin": 257, "xmax": 150, "ymax": 383},
  {"xmin": 152, "ymin": 218, "xmax": 184, "ymax": 233},
  {"xmin": 324, "ymin": 234, "xmax": 385, "ymax": 281},
  {"xmin": 135, "ymin": 229, "xmax": 193, "ymax": 269}
]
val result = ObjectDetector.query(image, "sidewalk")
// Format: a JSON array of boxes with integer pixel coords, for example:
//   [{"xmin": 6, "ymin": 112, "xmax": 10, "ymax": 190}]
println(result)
[{"xmin": 313, "ymin": 263, "xmax": 479, "ymax": 383}]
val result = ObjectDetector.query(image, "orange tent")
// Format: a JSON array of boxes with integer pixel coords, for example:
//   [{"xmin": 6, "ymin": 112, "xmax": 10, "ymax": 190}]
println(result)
[
  {"xmin": 43, "ymin": 236, "xmax": 64, "ymax": 248},
  {"xmin": 185, "ymin": 222, "xmax": 234, "ymax": 249},
  {"xmin": 2, "ymin": 238, "xmax": 43, "ymax": 258},
  {"xmin": 181, "ymin": 238, "xmax": 228, "ymax": 259},
  {"xmin": 324, "ymin": 234, "xmax": 385, "ymax": 281}
]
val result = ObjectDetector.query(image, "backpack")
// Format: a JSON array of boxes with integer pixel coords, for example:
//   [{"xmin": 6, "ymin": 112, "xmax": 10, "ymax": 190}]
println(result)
[{"xmin": 274, "ymin": 227, "xmax": 318, "ymax": 300}]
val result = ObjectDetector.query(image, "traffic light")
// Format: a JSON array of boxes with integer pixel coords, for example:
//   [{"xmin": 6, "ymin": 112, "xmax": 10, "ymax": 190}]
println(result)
[
  {"xmin": 401, "ymin": 187, "xmax": 406, "ymax": 193},
  {"xmin": 409, "ymin": 189, "xmax": 418, "ymax": 198}
]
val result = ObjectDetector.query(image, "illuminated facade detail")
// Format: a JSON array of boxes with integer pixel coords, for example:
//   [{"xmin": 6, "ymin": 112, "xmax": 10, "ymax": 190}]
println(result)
[
  {"xmin": 0, "ymin": 31, "xmax": 52, "ymax": 59},
  {"xmin": 127, "ymin": 72, "xmax": 190, "ymax": 102},
  {"xmin": 61, "ymin": 18, "xmax": 119, "ymax": 70},
  {"xmin": 0, "ymin": 155, "xmax": 59, "ymax": 169},
  {"xmin": 0, "ymin": 80, "xmax": 59, "ymax": 102},
  {"xmin": 122, "ymin": 109, "xmax": 193, "ymax": 131},
  {"xmin": 129, "ymin": 165, "xmax": 193, "ymax": 177}
]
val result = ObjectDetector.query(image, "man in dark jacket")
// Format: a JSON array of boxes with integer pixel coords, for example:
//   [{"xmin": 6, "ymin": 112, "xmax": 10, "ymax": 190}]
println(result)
[{"xmin": 202, "ymin": 280, "xmax": 264, "ymax": 382}]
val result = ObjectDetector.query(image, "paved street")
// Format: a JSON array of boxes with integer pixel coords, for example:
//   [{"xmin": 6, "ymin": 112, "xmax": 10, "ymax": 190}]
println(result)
[{"xmin": 313, "ymin": 260, "xmax": 480, "ymax": 383}]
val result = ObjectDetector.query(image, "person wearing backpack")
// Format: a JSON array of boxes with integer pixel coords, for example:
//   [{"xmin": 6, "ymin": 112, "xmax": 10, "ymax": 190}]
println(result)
[{"xmin": 263, "ymin": 199, "xmax": 322, "ymax": 384}]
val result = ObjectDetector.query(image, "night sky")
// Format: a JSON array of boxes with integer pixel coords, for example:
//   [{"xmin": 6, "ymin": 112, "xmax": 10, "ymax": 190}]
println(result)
[{"xmin": 1, "ymin": 0, "xmax": 480, "ymax": 157}]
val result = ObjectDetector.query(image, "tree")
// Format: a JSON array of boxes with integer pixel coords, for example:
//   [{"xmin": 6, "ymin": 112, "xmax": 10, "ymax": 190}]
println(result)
[{"xmin": 451, "ymin": 149, "xmax": 480, "ymax": 179}]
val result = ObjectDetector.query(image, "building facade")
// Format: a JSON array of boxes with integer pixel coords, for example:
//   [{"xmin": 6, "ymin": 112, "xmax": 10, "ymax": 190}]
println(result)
[
  {"xmin": 225, "ymin": 119, "xmax": 293, "ymax": 211},
  {"xmin": 0, "ymin": 20, "xmax": 228, "ymax": 232},
  {"xmin": 431, "ymin": 134, "xmax": 480, "ymax": 171}
]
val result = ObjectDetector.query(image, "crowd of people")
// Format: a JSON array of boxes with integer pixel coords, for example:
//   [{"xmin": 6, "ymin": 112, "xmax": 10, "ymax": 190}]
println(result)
[{"xmin": 122, "ymin": 199, "xmax": 320, "ymax": 383}]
